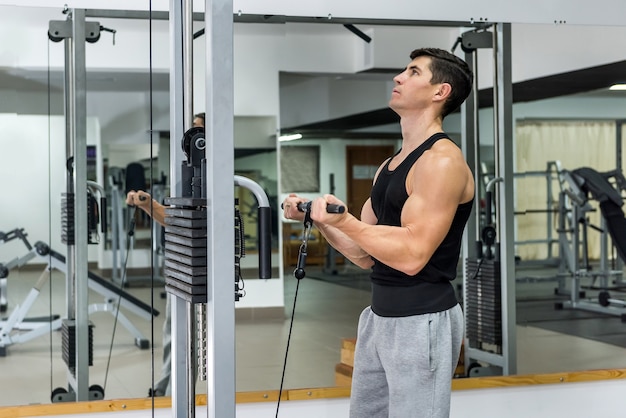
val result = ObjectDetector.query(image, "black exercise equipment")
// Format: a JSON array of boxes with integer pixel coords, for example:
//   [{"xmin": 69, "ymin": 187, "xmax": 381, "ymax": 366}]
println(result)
[
  {"xmin": 164, "ymin": 126, "xmax": 275, "ymax": 304},
  {"xmin": 558, "ymin": 166, "xmax": 626, "ymax": 321},
  {"xmin": 465, "ymin": 177, "xmax": 503, "ymax": 366},
  {"xmin": 125, "ymin": 162, "xmax": 147, "ymax": 194},
  {"xmin": 0, "ymin": 235, "xmax": 159, "ymax": 357},
  {"xmin": 0, "ymin": 228, "xmax": 36, "ymax": 313},
  {"xmin": 276, "ymin": 198, "xmax": 345, "ymax": 416}
]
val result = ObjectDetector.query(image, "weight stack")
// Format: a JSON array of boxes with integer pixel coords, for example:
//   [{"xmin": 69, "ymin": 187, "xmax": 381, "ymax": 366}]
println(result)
[
  {"xmin": 465, "ymin": 258, "xmax": 502, "ymax": 346},
  {"xmin": 234, "ymin": 201, "xmax": 245, "ymax": 301},
  {"xmin": 61, "ymin": 319, "xmax": 94, "ymax": 371},
  {"xmin": 61, "ymin": 193, "xmax": 75, "ymax": 245},
  {"xmin": 61, "ymin": 193, "xmax": 97, "ymax": 245},
  {"xmin": 163, "ymin": 197, "xmax": 208, "ymax": 304}
]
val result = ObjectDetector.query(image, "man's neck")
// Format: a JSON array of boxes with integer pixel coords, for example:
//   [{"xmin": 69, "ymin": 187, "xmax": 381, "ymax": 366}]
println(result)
[{"xmin": 399, "ymin": 111, "xmax": 444, "ymax": 151}]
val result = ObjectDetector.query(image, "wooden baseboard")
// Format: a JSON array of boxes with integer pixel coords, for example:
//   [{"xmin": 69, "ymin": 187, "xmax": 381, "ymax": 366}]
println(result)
[
  {"xmin": 0, "ymin": 388, "xmax": 352, "ymax": 417},
  {"xmin": 4, "ymin": 369, "xmax": 626, "ymax": 417}
]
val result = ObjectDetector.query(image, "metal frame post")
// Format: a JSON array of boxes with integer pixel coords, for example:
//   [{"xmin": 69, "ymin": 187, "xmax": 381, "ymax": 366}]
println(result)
[
  {"xmin": 204, "ymin": 0, "xmax": 235, "ymax": 417},
  {"xmin": 169, "ymin": 0, "xmax": 196, "ymax": 417},
  {"xmin": 461, "ymin": 48, "xmax": 480, "ymax": 370},
  {"xmin": 462, "ymin": 49, "xmax": 480, "ymax": 246},
  {"xmin": 462, "ymin": 24, "xmax": 516, "ymax": 376},
  {"xmin": 493, "ymin": 22, "xmax": 516, "ymax": 375},
  {"xmin": 62, "ymin": 8, "xmax": 91, "ymax": 400}
]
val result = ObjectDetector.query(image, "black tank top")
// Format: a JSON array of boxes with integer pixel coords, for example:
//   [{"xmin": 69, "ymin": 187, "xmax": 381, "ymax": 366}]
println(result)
[{"xmin": 369, "ymin": 132, "xmax": 473, "ymax": 317}]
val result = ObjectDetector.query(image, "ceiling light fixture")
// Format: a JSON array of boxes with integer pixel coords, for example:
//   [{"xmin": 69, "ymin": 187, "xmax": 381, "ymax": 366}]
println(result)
[
  {"xmin": 609, "ymin": 84, "xmax": 626, "ymax": 91},
  {"xmin": 278, "ymin": 133, "xmax": 302, "ymax": 142}
]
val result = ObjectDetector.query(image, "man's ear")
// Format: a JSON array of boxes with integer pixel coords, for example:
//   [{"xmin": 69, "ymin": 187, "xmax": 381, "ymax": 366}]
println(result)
[{"xmin": 433, "ymin": 83, "xmax": 452, "ymax": 103}]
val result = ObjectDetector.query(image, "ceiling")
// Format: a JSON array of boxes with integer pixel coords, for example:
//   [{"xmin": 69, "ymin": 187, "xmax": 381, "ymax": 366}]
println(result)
[
  {"xmin": 4, "ymin": 57, "xmax": 626, "ymax": 144},
  {"xmin": 281, "ymin": 60, "xmax": 626, "ymax": 137}
]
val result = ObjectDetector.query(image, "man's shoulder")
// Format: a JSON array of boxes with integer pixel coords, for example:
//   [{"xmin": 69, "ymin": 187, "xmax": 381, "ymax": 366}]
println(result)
[{"xmin": 420, "ymin": 139, "xmax": 466, "ymax": 167}]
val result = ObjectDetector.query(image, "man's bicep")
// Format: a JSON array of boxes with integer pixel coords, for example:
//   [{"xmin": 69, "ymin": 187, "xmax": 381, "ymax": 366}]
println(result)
[
  {"xmin": 401, "ymin": 188, "xmax": 459, "ymax": 254},
  {"xmin": 360, "ymin": 198, "xmax": 377, "ymax": 225}
]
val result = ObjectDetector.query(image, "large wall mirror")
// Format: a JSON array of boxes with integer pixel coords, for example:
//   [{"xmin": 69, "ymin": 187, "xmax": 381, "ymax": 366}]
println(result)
[
  {"xmin": 2, "ymin": 1, "xmax": 626, "ymax": 412},
  {"xmin": 275, "ymin": 19, "xmax": 626, "ymax": 388}
]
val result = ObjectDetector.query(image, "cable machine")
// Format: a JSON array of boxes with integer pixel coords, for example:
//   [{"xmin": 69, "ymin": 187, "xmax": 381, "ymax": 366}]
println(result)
[
  {"xmin": 165, "ymin": 5, "xmax": 518, "ymax": 415},
  {"xmin": 556, "ymin": 166, "xmax": 626, "ymax": 319},
  {"xmin": 167, "ymin": 2, "xmax": 274, "ymax": 417},
  {"xmin": 459, "ymin": 23, "xmax": 517, "ymax": 376},
  {"xmin": 47, "ymin": 8, "xmax": 116, "ymax": 402}
]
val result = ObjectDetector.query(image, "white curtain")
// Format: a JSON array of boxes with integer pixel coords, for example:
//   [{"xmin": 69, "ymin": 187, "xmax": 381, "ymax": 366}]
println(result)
[{"xmin": 515, "ymin": 120, "xmax": 624, "ymax": 261}]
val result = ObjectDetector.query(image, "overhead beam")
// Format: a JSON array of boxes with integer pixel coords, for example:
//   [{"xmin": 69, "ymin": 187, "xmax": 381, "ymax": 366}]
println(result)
[{"xmin": 85, "ymin": 9, "xmax": 480, "ymax": 28}]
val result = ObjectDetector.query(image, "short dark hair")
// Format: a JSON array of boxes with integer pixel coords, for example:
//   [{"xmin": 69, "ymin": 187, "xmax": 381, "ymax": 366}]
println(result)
[
  {"xmin": 194, "ymin": 112, "xmax": 205, "ymax": 126},
  {"xmin": 410, "ymin": 48, "xmax": 473, "ymax": 118}
]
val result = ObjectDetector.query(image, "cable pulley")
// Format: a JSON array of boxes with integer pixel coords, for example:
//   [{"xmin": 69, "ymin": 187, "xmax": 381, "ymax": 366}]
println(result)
[{"xmin": 276, "ymin": 200, "xmax": 345, "ymax": 416}]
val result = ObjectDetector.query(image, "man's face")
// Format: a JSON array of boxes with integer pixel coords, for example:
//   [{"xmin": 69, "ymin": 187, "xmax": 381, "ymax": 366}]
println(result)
[
  {"xmin": 193, "ymin": 117, "xmax": 204, "ymax": 127},
  {"xmin": 389, "ymin": 56, "xmax": 441, "ymax": 114}
]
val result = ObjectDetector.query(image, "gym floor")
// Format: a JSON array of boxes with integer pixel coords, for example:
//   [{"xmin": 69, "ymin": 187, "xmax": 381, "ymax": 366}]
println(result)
[{"xmin": 2, "ymin": 261, "xmax": 626, "ymax": 407}]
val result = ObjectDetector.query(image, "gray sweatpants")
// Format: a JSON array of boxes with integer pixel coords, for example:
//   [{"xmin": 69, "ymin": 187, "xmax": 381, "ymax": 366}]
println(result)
[{"xmin": 349, "ymin": 304, "xmax": 464, "ymax": 418}]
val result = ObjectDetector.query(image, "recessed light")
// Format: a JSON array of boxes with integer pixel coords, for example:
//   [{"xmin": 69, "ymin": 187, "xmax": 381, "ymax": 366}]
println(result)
[{"xmin": 278, "ymin": 133, "xmax": 302, "ymax": 142}]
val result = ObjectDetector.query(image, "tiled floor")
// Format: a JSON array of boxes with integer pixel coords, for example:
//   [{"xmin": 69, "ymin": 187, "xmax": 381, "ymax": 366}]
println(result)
[{"xmin": 1, "ymin": 261, "xmax": 626, "ymax": 409}]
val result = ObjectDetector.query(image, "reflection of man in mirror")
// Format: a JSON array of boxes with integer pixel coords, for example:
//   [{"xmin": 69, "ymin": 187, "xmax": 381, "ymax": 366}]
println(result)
[
  {"xmin": 126, "ymin": 111, "xmax": 205, "ymax": 217},
  {"xmin": 126, "ymin": 111, "xmax": 205, "ymax": 397},
  {"xmin": 193, "ymin": 112, "xmax": 205, "ymax": 128},
  {"xmin": 282, "ymin": 48, "xmax": 473, "ymax": 418}
]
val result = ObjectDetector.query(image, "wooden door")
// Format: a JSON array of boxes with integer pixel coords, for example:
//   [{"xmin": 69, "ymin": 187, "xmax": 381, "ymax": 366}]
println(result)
[{"xmin": 346, "ymin": 145, "xmax": 395, "ymax": 219}]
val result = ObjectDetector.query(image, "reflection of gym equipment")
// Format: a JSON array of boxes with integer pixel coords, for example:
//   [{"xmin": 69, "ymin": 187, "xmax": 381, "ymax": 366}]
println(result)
[
  {"xmin": 482, "ymin": 160, "xmax": 568, "ymax": 283},
  {"xmin": 283, "ymin": 224, "xmax": 328, "ymax": 267},
  {"xmin": 556, "ymin": 167, "xmax": 626, "ymax": 320},
  {"xmin": 107, "ymin": 168, "xmax": 128, "ymax": 284},
  {"xmin": 456, "ymin": 25, "xmax": 517, "ymax": 376},
  {"xmin": 512, "ymin": 161, "xmax": 565, "ymax": 269},
  {"xmin": 0, "ymin": 228, "xmax": 37, "ymax": 313},
  {"xmin": 162, "ymin": 125, "xmax": 274, "ymax": 410},
  {"xmin": 164, "ymin": 127, "xmax": 273, "ymax": 302},
  {"xmin": 0, "ymin": 229, "xmax": 51, "ymax": 353},
  {"xmin": 108, "ymin": 165, "xmax": 167, "ymax": 286},
  {"xmin": 0, "ymin": 232, "xmax": 159, "ymax": 357},
  {"xmin": 465, "ymin": 177, "xmax": 503, "ymax": 378},
  {"xmin": 235, "ymin": 170, "xmax": 279, "ymax": 251},
  {"xmin": 48, "ymin": 9, "xmax": 143, "ymax": 402}
]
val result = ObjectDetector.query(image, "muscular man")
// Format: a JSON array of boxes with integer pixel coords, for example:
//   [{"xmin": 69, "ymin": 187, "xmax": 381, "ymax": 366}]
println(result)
[{"xmin": 282, "ymin": 48, "xmax": 473, "ymax": 418}]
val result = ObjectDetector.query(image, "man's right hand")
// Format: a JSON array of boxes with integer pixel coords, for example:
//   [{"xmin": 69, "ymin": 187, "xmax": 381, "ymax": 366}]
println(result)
[
  {"xmin": 126, "ymin": 190, "xmax": 151, "ymax": 208},
  {"xmin": 282, "ymin": 193, "xmax": 308, "ymax": 222}
]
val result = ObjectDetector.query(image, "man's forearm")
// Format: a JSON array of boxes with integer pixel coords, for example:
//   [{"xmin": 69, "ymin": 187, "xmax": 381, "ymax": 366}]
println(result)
[
  {"xmin": 140, "ymin": 199, "xmax": 166, "ymax": 226},
  {"xmin": 316, "ymin": 223, "xmax": 373, "ymax": 269}
]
